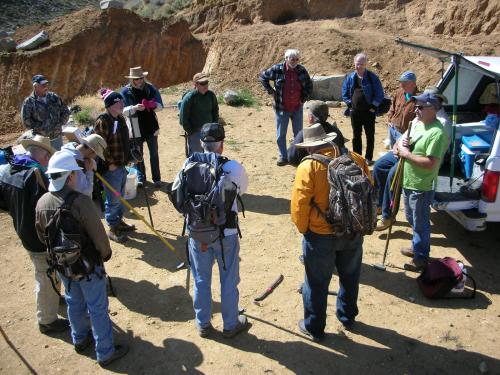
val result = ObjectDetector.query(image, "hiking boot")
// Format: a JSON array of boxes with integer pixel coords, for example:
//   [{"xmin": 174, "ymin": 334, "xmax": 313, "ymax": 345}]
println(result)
[
  {"xmin": 39, "ymin": 318, "xmax": 69, "ymax": 334},
  {"xmin": 98, "ymin": 344, "xmax": 129, "ymax": 367},
  {"xmin": 223, "ymin": 315, "xmax": 249, "ymax": 338},
  {"xmin": 366, "ymin": 159, "xmax": 375, "ymax": 167},
  {"xmin": 117, "ymin": 220, "xmax": 136, "ymax": 232},
  {"xmin": 75, "ymin": 331, "xmax": 94, "ymax": 354},
  {"xmin": 107, "ymin": 227, "xmax": 128, "ymax": 243},
  {"xmin": 153, "ymin": 180, "xmax": 163, "ymax": 188},
  {"xmin": 298, "ymin": 319, "xmax": 323, "ymax": 342},
  {"xmin": 375, "ymin": 217, "xmax": 394, "ymax": 231},
  {"xmin": 196, "ymin": 323, "xmax": 214, "ymax": 338},
  {"xmin": 276, "ymin": 157, "xmax": 288, "ymax": 166},
  {"xmin": 404, "ymin": 258, "xmax": 428, "ymax": 272},
  {"xmin": 400, "ymin": 247, "xmax": 414, "ymax": 258}
]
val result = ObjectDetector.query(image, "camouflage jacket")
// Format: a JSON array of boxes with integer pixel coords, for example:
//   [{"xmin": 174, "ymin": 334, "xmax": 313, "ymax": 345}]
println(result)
[{"xmin": 21, "ymin": 91, "xmax": 70, "ymax": 139}]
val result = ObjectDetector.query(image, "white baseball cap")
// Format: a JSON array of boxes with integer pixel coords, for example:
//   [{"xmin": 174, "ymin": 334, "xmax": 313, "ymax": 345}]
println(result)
[{"xmin": 46, "ymin": 151, "xmax": 82, "ymax": 192}]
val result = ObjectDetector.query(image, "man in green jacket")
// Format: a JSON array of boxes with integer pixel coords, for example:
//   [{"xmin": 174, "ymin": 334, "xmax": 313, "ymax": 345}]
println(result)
[{"xmin": 179, "ymin": 73, "xmax": 219, "ymax": 155}]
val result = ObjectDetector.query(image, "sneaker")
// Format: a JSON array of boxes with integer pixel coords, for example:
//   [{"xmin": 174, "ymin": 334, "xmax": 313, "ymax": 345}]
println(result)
[
  {"xmin": 38, "ymin": 318, "xmax": 70, "ymax": 334},
  {"xmin": 117, "ymin": 220, "xmax": 136, "ymax": 232},
  {"xmin": 98, "ymin": 344, "xmax": 129, "ymax": 368},
  {"xmin": 276, "ymin": 157, "xmax": 287, "ymax": 166},
  {"xmin": 107, "ymin": 227, "xmax": 128, "ymax": 243},
  {"xmin": 366, "ymin": 159, "xmax": 375, "ymax": 166},
  {"xmin": 196, "ymin": 323, "xmax": 213, "ymax": 338},
  {"xmin": 75, "ymin": 331, "xmax": 94, "ymax": 354},
  {"xmin": 298, "ymin": 319, "xmax": 323, "ymax": 342},
  {"xmin": 400, "ymin": 247, "xmax": 414, "ymax": 258},
  {"xmin": 223, "ymin": 315, "xmax": 249, "ymax": 338},
  {"xmin": 404, "ymin": 258, "xmax": 428, "ymax": 272},
  {"xmin": 153, "ymin": 180, "xmax": 163, "ymax": 188},
  {"xmin": 375, "ymin": 217, "xmax": 394, "ymax": 231}
]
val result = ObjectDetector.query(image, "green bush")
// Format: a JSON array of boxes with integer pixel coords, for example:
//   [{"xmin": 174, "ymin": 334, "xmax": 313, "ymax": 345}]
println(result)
[
  {"xmin": 223, "ymin": 89, "xmax": 261, "ymax": 108},
  {"xmin": 73, "ymin": 107, "xmax": 95, "ymax": 126}
]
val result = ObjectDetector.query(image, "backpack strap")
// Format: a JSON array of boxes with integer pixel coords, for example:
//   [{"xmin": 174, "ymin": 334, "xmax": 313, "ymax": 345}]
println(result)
[
  {"xmin": 33, "ymin": 168, "xmax": 48, "ymax": 191},
  {"xmin": 302, "ymin": 153, "xmax": 332, "ymax": 166}
]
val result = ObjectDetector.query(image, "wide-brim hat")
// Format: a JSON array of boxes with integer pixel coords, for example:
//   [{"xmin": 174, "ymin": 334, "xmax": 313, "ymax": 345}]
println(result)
[
  {"xmin": 81, "ymin": 134, "xmax": 107, "ymax": 161},
  {"xmin": 20, "ymin": 134, "xmax": 56, "ymax": 156},
  {"xmin": 296, "ymin": 123, "xmax": 338, "ymax": 148},
  {"xmin": 125, "ymin": 66, "xmax": 149, "ymax": 79}
]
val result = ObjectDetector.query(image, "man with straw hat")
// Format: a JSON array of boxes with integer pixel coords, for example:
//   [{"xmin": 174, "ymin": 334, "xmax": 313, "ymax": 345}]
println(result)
[
  {"xmin": 0, "ymin": 135, "xmax": 70, "ymax": 334},
  {"xmin": 35, "ymin": 151, "xmax": 128, "ymax": 367},
  {"xmin": 61, "ymin": 134, "xmax": 108, "ymax": 197},
  {"xmin": 291, "ymin": 125, "xmax": 371, "ymax": 341},
  {"xmin": 121, "ymin": 66, "xmax": 164, "ymax": 188}
]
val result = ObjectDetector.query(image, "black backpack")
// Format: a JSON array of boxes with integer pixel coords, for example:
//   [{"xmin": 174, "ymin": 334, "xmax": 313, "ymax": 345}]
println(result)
[
  {"xmin": 303, "ymin": 152, "xmax": 377, "ymax": 237},
  {"xmin": 44, "ymin": 191, "xmax": 98, "ymax": 282}
]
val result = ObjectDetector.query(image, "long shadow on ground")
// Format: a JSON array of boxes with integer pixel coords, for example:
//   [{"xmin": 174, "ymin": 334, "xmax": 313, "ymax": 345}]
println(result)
[{"xmin": 242, "ymin": 193, "xmax": 290, "ymax": 215}]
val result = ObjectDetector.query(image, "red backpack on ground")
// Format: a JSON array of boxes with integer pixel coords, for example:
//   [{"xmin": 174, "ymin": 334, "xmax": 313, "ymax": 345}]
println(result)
[{"xmin": 416, "ymin": 257, "xmax": 476, "ymax": 299}]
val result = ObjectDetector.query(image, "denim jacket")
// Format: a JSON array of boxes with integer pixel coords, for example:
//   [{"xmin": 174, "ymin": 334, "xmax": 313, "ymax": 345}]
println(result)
[
  {"xmin": 259, "ymin": 62, "xmax": 313, "ymax": 112},
  {"xmin": 341, "ymin": 70, "xmax": 385, "ymax": 109}
]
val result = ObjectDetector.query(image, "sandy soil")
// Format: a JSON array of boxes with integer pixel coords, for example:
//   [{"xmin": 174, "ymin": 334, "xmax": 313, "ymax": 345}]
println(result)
[{"xmin": 1, "ymin": 91, "xmax": 500, "ymax": 375}]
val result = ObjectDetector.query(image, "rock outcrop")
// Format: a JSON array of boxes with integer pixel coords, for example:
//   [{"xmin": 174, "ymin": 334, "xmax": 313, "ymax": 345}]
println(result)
[{"xmin": 0, "ymin": 8, "xmax": 206, "ymax": 136}]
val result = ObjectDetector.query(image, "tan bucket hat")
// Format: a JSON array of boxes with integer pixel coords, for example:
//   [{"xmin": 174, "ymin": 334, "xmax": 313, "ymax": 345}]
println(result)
[
  {"xmin": 82, "ymin": 134, "xmax": 107, "ymax": 160},
  {"xmin": 295, "ymin": 123, "xmax": 338, "ymax": 148},
  {"xmin": 20, "ymin": 134, "xmax": 56, "ymax": 156},
  {"xmin": 125, "ymin": 66, "xmax": 149, "ymax": 79}
]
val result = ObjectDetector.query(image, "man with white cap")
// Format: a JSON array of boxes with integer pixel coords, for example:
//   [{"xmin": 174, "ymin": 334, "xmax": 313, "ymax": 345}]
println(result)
[
  {"xmin": 21, "ymin": 74, "xmax": 70, "ymax": 150},
  {"xmin": 61, "ymin": 134, "xmax": 107, "ymax": 197},
  {"xmin": 0, "ymin": 135, "xmax": 69, "ymax": 334},
  {"xmin": 291, "ymin": 125, "xmax": 372, "ymax": 341},
  {"xmin": 397, "ymin": 92, "xmax": 447, "ymax": 271},
  {"xmin": 35, "ymin": 151, "xmax": 128, "ymax": 367}
]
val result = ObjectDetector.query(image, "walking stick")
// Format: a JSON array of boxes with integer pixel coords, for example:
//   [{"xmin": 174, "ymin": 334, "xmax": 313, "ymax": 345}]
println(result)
[
  {"xmin": 373, "ymin": 120, "xmax": 414, "ymax": 271},
  {"xmin": 95, "ymin": 171, "xmax": 175, "ymax": 253}
]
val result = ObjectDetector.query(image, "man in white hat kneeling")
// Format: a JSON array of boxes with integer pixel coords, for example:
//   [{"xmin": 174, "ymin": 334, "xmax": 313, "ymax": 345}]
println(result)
[
  {"xmin": 35, "ymin": 151, "xmax": 128, "ymax": 367},
  {"xmin": 291, "ymin": 124, "xmax": 372, "ymax": 341}
]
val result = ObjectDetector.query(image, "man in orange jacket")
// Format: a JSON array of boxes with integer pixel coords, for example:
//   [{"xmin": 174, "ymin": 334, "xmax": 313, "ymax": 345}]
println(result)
[{"xmin": 291, "ymin": 124, "xmax": 371, "ymax": 341}]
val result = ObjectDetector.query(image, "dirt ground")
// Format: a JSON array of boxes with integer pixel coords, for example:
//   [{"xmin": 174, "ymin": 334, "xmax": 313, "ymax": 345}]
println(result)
[{"xmin": 1, "ymin": 90, "xmax": 500, "ymax": 375}]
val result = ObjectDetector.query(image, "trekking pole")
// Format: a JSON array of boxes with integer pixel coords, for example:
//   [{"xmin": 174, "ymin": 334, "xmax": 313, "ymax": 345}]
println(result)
[
  {"xmin": 142, "ymin": 183, "xmax": 154, "ymax": 228},
  {"xmin": 95, "ymin": 171, "xmax": 175, "ymax": 253}
]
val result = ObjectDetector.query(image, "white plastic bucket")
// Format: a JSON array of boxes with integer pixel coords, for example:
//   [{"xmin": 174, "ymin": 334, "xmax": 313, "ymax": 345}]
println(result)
[{"xmin": 124, "ymin": 167, "xmax": 138, "ymax": 200}]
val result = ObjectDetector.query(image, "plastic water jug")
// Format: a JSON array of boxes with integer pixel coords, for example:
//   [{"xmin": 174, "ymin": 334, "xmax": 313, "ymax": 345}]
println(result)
[{"xmin": 124, "ymin": 167, "xmax": 138, "ymax": 200}]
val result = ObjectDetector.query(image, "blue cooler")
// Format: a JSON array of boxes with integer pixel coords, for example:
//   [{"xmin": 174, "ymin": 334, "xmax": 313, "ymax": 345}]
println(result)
[{"xmin": 459, "ymin": 135, "xmax": 490, "ymax": 179}]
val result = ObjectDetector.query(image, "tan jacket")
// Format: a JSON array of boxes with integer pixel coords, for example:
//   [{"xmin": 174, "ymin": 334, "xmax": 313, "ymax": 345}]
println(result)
[
  {"xmin": 35, "ymin": 186, "xmax": 111, "ymax": 261},
  {"xmin": 291, "ymin": 148, "xmax": 372, "ymax": 235},
  {"xmin": 388, "ymin": 88, "xmax": 419, "ymax": 133}
]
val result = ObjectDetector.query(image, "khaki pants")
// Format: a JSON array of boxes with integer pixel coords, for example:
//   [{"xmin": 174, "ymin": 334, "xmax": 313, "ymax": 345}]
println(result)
[{"xmin": 28, "ymin": 251, "xmax": 60, "ymax": 324}]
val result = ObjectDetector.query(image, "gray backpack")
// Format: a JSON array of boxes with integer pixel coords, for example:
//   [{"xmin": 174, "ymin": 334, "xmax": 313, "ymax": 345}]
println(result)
[{"xmin": 303, "ymin": 152, "xmax": 377, "ymax": 237}]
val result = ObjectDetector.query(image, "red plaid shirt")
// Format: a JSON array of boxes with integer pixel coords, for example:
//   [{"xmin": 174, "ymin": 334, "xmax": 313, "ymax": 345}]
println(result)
[{"xmin": 283, "ymin": 63, "xmax": 302, "ymax": 112}]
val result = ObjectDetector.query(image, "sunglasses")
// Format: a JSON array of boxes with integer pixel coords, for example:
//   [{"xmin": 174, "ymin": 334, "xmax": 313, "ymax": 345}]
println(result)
[
  {"xmin": 133, "ymin": 77, "xmax": 144, "ymax": 81},
  {"xmin": 197, "ymin": 81, "xmax": 209, "ymax": 86}
]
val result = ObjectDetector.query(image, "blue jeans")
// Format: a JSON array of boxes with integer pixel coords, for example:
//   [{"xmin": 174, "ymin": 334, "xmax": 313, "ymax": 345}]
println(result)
[
  {"xmin": 373, "ymin": 152, "xmax": 399, "ymax": 219},
  {"xmin": 135, "ymin": 135, "xmax": 161, "ymax": 183},
  {"xmin": 188, "ymin": 234, "xmax": 240, "ymax": 331},
  {"xmin": 275, "ymin": 107, "xmax": 303, "ymax": 159},
  {"xmin": 302, "ymin": 231, "xmax": 363, "ymax": 337},
  {"xmin": 103, "ymin": 166, "xmax": 127, "ymax": 228},
  {"xmin": 389, "ymin": 126, "xmax": 402, "ymax": 148},
  {"xmin": 187, "ymin": 131, "xmax": 203, "ymax": 156},
  {"xmin": 403, "ymin": 189, "xmax": 433, "ymax": 261},
  {"xmin": 60, "ymin": 266, "xmax": 115, "ymax": 363}
]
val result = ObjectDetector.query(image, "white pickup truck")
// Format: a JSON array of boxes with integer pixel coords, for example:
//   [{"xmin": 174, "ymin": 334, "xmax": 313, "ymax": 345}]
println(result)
[{"xmin": 397, "ymin": 39, "xmax": 500, "ymax": 231}]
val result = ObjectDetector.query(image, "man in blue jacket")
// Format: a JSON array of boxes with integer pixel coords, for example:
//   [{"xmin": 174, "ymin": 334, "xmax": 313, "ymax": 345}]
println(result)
[
  {"xmin": 342, "ymin": 53, "xmax": 385, "ymax": 165},
  {"xmin": 260, "ymin": 49, "xmax": 313, "ymax": 166}
]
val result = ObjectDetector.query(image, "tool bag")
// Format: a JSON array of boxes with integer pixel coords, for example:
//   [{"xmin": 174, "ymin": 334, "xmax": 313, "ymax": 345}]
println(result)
[
  {"xmin": 417, "ymin": 257, "xmax": 476, "ymax": 299},
  {"xmin": 44, "ymin": 191, "xmax": 98, "ymax": 282},
  {"xmin": 303, "ymin": 152, "xmax": 377, "ymax": 237}
]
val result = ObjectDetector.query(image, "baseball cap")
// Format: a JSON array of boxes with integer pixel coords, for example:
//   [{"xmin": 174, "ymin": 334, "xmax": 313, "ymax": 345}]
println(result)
[
  {"xmin": 46, "ymin": 151, "xmax": 82, "ymax": 192},
  {"xmin": 398, "ymin": 71, "xmax": 416, "ymax": 82},
  {"xmin": 32, "ymin": 74, "xmax": 49, "ymax": 85},
  {"xmin": 411, "ymin": 92, "xmax": 441, "ymax": 109},
  {"xmin": 423, "ymin": 85, "xmax": 448, "ymax": 104},
  {"xmin": 200, "ymin": 123, "xmax": 225, "ymax": 142}
]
